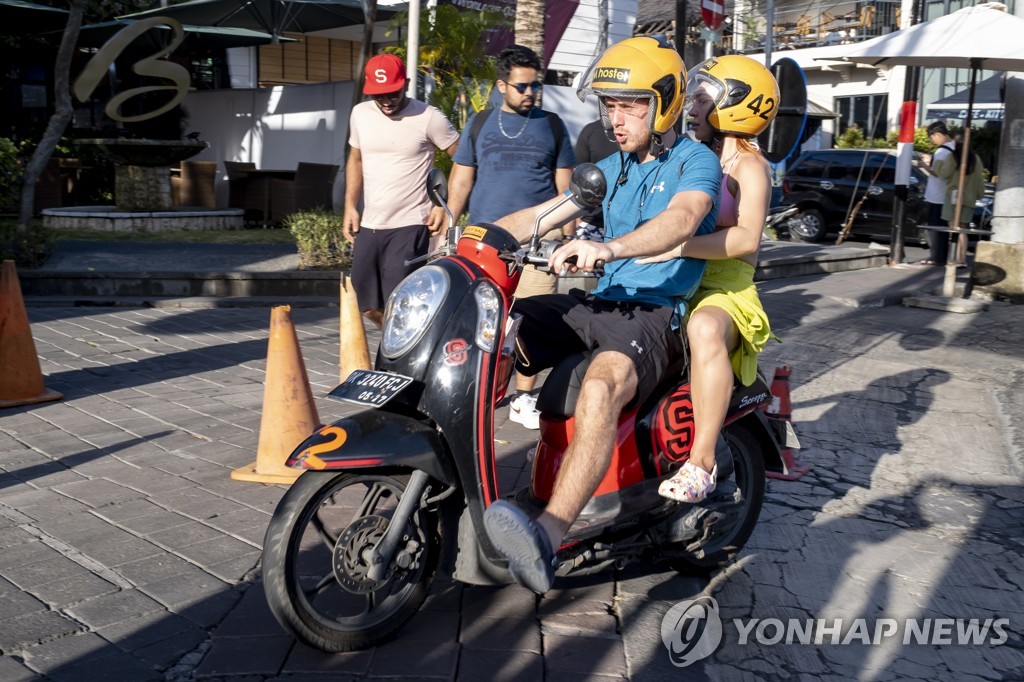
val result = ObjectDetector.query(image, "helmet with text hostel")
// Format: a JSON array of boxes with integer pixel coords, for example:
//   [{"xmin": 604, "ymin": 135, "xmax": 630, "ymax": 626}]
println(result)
[
  {"xmin": 577, "ymin": 35, "xmax": 686, "ymax": 137},
  {"xmin": 687, "ymin": 55, "xmax": 780, "ymax": 138}
]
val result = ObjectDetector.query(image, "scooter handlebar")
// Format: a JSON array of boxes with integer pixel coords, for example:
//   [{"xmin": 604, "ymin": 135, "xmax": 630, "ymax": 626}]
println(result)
[{"xmin": 518, "ymin": 239, "xmax": 604, "ymax": 276}]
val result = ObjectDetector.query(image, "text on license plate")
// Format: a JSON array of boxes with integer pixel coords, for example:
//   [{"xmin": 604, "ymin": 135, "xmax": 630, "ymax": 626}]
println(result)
[{"xmin": 328, "ymin": 370, "xmax": 413, "ymax": 407}]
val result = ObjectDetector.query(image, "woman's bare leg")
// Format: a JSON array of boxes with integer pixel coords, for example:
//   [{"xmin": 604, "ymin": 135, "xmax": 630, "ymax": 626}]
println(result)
[{"xmin": 685, "ymin": 307, "xmax": 740, "ymax": 475}]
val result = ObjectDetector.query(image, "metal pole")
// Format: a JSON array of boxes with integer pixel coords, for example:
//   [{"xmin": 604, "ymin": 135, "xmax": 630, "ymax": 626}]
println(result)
[
  {"xmin": 675, "ymin": 0, "xmax": 687, "ymax": 60},
  {"xmin": 765, "ymin": 0, "xmax": 774, "ymax": 68},
  {"xmin": 888, "ymin": 0, "xmax": 922, "ymax": 265},
  {"xmin": 407, "ymin": 0, "xmax": 420, "ymax": 98}
]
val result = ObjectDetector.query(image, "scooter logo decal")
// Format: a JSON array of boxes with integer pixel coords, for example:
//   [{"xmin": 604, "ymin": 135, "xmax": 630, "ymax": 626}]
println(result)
[
  {"xmin": 658, "ymin": 385, "xmax": 695, "ymax": 461},
  {"xmin": 442, "ymin": 339, "xmax": 469, "ymax": 366},
  {"xmin": 661, "ymin": 596, "xmax": 723, "ymax": 666}
]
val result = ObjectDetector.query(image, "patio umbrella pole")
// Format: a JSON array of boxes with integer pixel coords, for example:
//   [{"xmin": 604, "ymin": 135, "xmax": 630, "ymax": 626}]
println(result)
[{"xmin": 943, "ymin": 60, "xmax": 978, "ymax": 298}]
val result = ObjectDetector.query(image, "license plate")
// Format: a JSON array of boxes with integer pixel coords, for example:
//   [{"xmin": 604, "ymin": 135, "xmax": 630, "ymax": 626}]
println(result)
[{"xmin": 328, "ymin": 370, "xmax": 413, "ymax": 408}]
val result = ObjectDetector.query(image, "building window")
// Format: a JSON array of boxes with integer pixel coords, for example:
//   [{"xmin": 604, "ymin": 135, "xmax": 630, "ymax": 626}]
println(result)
[{"xmin": 835, "ymin": 93, "xmax": 889, "ymax": 139}]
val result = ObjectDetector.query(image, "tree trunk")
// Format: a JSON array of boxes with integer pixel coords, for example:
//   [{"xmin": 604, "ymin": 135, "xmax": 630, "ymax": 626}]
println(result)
[
  {"xmin": 515, "ymin": 0, "xmax": 546, "ymax": 64},
  {"xmin": 17, "ymin": 0, "xmax": 86, "ymax": 234},
  {"xmin": 597, "ymin": 0, "xmax": 608, "ymax": 54}
]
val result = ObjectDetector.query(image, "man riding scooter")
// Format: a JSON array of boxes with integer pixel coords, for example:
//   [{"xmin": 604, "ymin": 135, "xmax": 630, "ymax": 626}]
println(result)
[{"xmin": 483, "ymin": 35, "xmax": 723, "ymax": 594}]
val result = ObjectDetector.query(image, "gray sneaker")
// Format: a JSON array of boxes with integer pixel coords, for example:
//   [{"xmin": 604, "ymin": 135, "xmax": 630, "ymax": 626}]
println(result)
[{"xmin": 509, "ymin": 393, "xmax": 540, "ymax": 430}]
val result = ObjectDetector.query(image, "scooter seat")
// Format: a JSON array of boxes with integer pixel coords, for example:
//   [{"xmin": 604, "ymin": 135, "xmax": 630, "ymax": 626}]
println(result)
[
  {"xmin": 535, "ymin": 352, "xmax": 590, "ymax": 418},
  {"xmin": 535, "ymin": 350, "xmax": 689, "ymax": 418}
]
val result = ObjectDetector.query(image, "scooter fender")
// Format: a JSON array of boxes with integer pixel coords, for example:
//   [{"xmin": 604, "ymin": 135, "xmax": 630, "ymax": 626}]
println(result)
[{"xmin": 284, "ymin": 410, "xmax": 455, "ymax": 486}]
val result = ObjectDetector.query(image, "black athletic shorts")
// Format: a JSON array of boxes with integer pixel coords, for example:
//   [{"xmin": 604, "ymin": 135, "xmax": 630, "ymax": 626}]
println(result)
[
  {"xmin": 511, "ymin": 289, "xmax": 684, "ymax": 405},
  {"xmin": 350, "ymin": 225, "xmax": 430, "ymax": 312}
]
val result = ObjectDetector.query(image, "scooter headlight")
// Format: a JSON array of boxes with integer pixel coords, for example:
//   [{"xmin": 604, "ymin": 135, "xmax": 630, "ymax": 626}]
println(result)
[
  {"xmin": 382, "ymin": 266, "xmax": 450, "ymax": 358},
  {"xmin": 474, "ymin": 281, "xmax": 501, "ymax": 353}
]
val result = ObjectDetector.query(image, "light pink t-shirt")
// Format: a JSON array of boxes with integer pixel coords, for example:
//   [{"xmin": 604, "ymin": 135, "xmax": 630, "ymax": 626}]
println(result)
[{"xmin": 348, "ymin": 99, "xmax": 459, "ymax": 229}]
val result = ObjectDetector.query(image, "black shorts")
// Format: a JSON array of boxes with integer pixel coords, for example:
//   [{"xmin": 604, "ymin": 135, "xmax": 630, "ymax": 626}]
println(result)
[
  {"xmin": 511, "ymin": 289, "xmax": 683, "ymax": 405},
  {"xmin": 351, "ymin": 225, "xmax": 430, "ymax": 312}
]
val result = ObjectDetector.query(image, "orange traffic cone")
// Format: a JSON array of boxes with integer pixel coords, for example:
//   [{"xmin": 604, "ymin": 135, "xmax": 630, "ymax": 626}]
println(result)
[
  {"xmin": 232, "ymin": 305, "xmax": 320, "ymax": 484},
  {"xmin": 0, "ymin": 260, "xmax": 63, "ymax": 409},
  {"xmin": 763, "ymin": 365, "xmax": 811, "ymax": 480},
  {"xmin": 339, "ymin": 273, "xmax": 371, "ymax": 383}
]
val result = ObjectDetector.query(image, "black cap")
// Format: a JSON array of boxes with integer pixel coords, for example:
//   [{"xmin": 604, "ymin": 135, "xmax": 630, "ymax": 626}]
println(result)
[{"xmin": 927, "ymin": 121, "xmax": 949, "ymax": 136}]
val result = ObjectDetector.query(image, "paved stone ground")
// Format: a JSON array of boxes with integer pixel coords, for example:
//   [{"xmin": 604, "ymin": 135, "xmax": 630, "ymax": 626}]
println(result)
[{"xmin": 0, "ymin": 263, "xmax": 1021, "ymax": 680}]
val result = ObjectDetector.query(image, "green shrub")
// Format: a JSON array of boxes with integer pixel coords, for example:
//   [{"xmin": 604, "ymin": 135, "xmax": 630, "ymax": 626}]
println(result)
[
  {"xmin": 284, "ymin": 208, "xmax": 351, "ymax": 269},
  {"xmin": 0, "ymin": 219, "xmax": 53, "ymax": 268},
  {"xmin": 0, "ymin": 138, "xmax": 22, "ymax": 210}
]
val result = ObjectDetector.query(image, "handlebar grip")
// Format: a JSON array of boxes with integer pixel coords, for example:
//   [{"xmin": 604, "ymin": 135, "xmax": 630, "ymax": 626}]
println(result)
[{"xmin": 563, "ymin": 255, "xmax": 606, "ymax": 269}]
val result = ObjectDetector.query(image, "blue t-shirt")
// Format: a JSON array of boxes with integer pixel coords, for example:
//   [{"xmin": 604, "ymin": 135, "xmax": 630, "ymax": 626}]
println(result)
[
  {"xmin": 591, "ymin": 134, "xmax": 721, "ymax": 313},
  {"xmin": 452, "ymin": 108, "xmax": 576, "ymax": 223}
]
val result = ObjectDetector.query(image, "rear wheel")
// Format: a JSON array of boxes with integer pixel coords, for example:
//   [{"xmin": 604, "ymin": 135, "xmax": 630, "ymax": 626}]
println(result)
[
  {"xmin": 262, "ymin": 472, "xmax": 439, "ymax": 652},
  {"xmin": 790, "ymin": 208, "xmax": 827, "ymax": 242},
  {"xmin": 671, "ymin": 425, "xmax": 766, "ymax": 570}
]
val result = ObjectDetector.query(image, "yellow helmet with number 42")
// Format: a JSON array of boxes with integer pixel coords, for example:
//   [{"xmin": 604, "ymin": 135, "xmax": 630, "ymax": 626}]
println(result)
[
  {"xmin": 577, "ymin": 35, "xmax": 686, "ymax": 136},
  {"xmin": 687, "ymin": 55, "xmax": 780, "ymax": 138}
]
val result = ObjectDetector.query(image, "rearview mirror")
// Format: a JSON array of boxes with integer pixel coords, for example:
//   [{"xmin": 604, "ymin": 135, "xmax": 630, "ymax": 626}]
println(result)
[
  {"xmin": 426, "ymin": 168, "xmax": 448, "ymax": 207},
  {"xmin": 569, "ymin": 163, "xmax": 606, "ymax": 208}
]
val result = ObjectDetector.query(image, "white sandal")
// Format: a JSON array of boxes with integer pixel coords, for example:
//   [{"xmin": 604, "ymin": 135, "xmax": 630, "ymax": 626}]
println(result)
[{"xmin": 658, "ymin": 461, "xmax": 717, "ymax": 503}]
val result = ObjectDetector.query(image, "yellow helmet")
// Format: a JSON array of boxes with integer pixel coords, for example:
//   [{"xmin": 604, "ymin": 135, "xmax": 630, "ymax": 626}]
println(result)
[
  {"xmin": 577, "ymin": 35, "xmax": 686, "ymax": 136},
  {"xmin": 686, "ymin": 55, "xmax": 780, "ymax": 138}
]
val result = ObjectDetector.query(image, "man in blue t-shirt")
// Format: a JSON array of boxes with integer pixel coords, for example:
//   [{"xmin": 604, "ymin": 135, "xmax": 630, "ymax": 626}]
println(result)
[
  {"xmin": 447, "ymin": 44, "xmax": 576, "ymax": 430},
  {"xmin": 482, "ymin": 37, "xmax": 722, "ymax": 595}
]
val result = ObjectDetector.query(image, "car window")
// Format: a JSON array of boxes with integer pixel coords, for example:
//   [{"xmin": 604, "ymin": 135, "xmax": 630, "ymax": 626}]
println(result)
[
  {"xmin": 832, "ymin": 152, "xmax": 870, "ymax": 182},
  {"xmin": 791, "ymin": 154, "xmax": 830, "ymax": 178},
  {"xmin": 862, "ymin": 154, "xmax": 896, "ymax": 184}
]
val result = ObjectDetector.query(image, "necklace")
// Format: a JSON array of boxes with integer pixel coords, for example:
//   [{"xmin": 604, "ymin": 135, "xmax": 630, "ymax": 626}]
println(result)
[{"xmin": 498, "ymin": 109, "xmax": 530, "ymax": 139}]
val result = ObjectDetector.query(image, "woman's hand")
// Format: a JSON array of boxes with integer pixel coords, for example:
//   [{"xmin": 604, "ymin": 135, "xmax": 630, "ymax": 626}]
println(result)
[{"xmin": 636, "ymin": 246, "xmax": 680, "ymax": 264}]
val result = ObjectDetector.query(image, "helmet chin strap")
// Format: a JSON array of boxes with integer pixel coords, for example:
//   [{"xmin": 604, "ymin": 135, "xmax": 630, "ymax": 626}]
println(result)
[{"xmin": 650, "ymin": 133, "xmax": 665, "ymax": 157}]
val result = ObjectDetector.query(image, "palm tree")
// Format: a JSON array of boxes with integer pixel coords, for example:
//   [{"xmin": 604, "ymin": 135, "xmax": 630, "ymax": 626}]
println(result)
[{"xmin": 515, "ymin": 0, "xmax": 545, "ymax": 64}]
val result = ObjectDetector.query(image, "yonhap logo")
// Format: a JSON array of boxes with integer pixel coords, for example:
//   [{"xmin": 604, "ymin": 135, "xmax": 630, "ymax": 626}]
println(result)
[
  {"xmin": 660, "ymin": 595, "xmax": 1010, "ymax": 664},
  {"xmin": 660, "ymin": 596, "xmax": 723, "ymax": 667}
]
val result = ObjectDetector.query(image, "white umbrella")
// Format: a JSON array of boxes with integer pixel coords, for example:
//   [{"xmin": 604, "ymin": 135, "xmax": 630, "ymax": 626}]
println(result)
[
  {"xmin": 829, "ymin": 3, "xmax": 1024, "ymax": 72},
  {"xmin": 824, "ymin": 3, "xmax": 1024, "ymax": 292}
]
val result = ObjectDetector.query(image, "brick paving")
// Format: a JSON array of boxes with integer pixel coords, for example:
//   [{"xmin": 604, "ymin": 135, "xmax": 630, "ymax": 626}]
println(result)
[{"xmin": 0, "ymin": 256, "xmax": 1021, "ymax": 680}]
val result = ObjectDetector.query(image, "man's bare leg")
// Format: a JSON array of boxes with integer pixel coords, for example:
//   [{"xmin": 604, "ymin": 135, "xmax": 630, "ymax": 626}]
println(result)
[{"xmin": 535, "ymin": 351, "xmax": 638, "ymax": 550}]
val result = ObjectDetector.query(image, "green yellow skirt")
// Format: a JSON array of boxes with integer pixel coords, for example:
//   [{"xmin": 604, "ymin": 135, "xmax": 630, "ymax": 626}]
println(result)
[{"xmin": 689, "ymin": 258, "xmax": 777, "ymax": 386}]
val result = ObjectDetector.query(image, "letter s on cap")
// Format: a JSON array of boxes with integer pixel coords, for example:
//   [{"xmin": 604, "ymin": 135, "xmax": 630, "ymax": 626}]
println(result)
[{"xmin": 374, "ymin": 68, "xmax": 387, "ymax": 83}]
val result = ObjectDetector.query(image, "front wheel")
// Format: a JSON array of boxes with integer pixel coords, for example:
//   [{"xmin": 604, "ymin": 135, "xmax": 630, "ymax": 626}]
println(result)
[
  {"xmin": 790, "ymin": 208, "xmax": 827, "ymax": 242},
  {"xmin": 671, "ymin": 425, "xmax": 766, "ymax": 570},
  {"xmin": 262, "ymin": 472, "xmax": 439, "ymax": 652}
]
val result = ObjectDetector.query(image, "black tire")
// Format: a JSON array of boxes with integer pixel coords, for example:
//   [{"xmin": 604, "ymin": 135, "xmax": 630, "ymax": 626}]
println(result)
[
  {"xmin": 790, "ymin": 208, "xmax": 827, "ymax": 242},
  {"xmin": 672, "ymin": 425, "xmax": 766, "ymax": 570},
  {"xmin": 262, "ymin": 472, "xmax": 439, "ymax": 652}
]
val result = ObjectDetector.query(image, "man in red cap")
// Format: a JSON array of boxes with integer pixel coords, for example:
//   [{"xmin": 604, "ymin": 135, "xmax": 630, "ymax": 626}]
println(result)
[{"xmin": 344, "ymin": 53, "xmax": 460, "ymax": 326}]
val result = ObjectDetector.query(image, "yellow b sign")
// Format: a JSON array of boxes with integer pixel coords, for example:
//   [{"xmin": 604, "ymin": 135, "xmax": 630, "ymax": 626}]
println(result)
[{"xmin": 73, "ymin": 17, "xmax": 192, "ymax": 123}]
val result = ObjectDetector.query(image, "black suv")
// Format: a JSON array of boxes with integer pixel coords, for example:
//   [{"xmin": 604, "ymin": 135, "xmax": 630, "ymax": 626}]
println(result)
[{"xmin": 779, "ymin": 148, "xmax": 929, "ymax": 244}]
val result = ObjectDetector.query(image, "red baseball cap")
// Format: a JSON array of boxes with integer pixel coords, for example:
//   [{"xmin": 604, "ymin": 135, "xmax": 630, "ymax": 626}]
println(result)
[{"xmin": 363, "ymin": 54, "xmax": 407, "ymax": 95}]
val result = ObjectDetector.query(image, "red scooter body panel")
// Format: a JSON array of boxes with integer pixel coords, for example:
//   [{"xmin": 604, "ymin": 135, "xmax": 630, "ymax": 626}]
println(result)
[
  {"xmin": 530, "ymin": 406, "xmax": 644, "ymax": 501},
  {"xmin": 651, "ymin": 382, "xmax": 696, "ymax": 476}
]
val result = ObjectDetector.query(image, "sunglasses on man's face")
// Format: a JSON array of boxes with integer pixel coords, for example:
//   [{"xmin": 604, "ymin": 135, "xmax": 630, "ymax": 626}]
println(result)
[
  {"xmin": 372, "ymin": 91, "xmax": 403, "ymax": 102},
  {"xmin": 505, "ymin": 81, "xmax": 543, "ymax": 94}
]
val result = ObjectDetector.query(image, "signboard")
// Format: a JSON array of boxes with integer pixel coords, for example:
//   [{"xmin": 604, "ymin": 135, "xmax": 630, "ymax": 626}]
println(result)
[{"xmin": 701, "ymin": 0, "xmax": 725, "ymax": 31}]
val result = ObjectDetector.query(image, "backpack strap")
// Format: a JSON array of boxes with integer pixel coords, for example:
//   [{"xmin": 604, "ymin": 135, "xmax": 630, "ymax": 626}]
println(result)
[
  {"xmin": 468, "ymin": 108, "xmax": 494, "ymax": 167},
  {"xmin": 543, "ymin": 111, "xmax": 565, "ymax": 169}
]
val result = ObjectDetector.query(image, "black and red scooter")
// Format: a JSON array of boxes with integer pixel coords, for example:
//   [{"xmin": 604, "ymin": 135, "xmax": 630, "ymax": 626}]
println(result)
[{"xmin": 261, "ymin": 164, "xmax": 790, "ymax": 652}]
